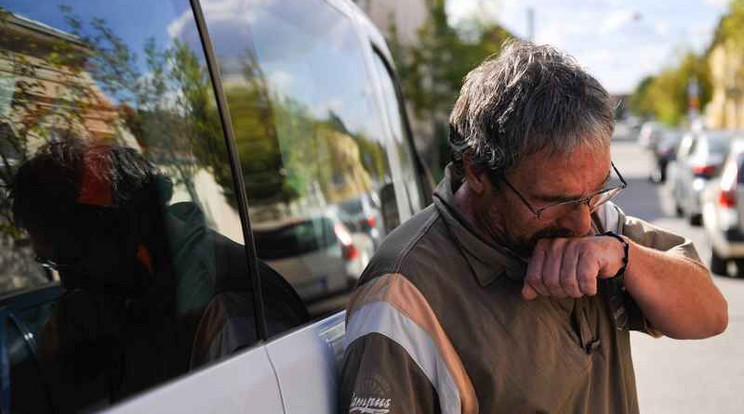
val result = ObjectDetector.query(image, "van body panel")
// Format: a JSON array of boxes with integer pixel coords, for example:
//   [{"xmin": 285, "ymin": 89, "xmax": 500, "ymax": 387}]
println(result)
[
  {"xmin": 103, "ymin": 345, "xmax": 284, "ymax": 414},
  {"xmin": 266, "ymin": 311, "xmax": 346, "ymax": 413}
]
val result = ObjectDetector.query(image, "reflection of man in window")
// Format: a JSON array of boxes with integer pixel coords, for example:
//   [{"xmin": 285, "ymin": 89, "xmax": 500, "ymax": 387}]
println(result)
[
  {"xmin": 11, "ymin": 138, "xmax": 307, "ymax": 412},
  {"xmin": 11, "ymin": 138, "xmax": 217, "ymax": 411}
]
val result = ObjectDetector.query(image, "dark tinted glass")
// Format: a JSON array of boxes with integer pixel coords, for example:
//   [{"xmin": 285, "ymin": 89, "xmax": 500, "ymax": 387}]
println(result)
[
  {"xmin": 200, "ymin": 0, "xmax": 412, "ymax": 321},
  {"xmin": 254, "ymin": 217, "xmax": 339, "ymax": 260},
  {"xmin": 0, "ymin": 2, "xmax": 304, "ymax": 412}
]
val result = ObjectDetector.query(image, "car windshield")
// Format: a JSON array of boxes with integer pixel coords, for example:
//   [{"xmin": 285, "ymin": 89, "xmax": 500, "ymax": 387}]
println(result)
[
  {"xmin": 707, "ymin": 135, "xmax": 733, "ymax": 154},
  {"xmin": 339, "ymin": 199, "xmax": 365, "ymax": 215}
]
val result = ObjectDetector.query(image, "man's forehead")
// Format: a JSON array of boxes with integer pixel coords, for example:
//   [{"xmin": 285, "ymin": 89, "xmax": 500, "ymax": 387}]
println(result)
[{"xmin": 512, "ymin": 145, "xmax": 611, "ymax": 195}]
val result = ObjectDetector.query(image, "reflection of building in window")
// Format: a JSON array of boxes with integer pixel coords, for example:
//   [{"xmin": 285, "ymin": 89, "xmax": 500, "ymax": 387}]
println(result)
[
  {"xmin": 0, "ymin": 11, "xmax": 244, "ymax": 245},
  {"xmin": 0, "ymin": 13, "xmax": 134, "ymax": 293},
  {"xmin": 314, "ymin": 122, "xmax": 373, "ymax": 204},
  {"xmin": 0, "ymin": 13, "xmax": 126, "ymax": 143}
]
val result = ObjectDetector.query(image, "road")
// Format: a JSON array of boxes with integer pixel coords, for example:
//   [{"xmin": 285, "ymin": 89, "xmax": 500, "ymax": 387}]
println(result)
[{"xmin": 611, "ymin": 134, "xmax": 744, "ymax": 413}]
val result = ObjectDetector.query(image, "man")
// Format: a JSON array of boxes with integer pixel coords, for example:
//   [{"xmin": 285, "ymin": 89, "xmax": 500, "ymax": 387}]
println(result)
[
  {"xmin": 338, "ymin": 41, "xmax": 727, "ymax": 413},
  {"xmin": 10, "ymin": 138, "xmax": 219, "ymax": 411}
]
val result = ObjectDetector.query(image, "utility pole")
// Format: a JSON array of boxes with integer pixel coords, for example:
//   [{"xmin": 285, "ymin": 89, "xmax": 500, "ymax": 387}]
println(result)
[{"xmin": 527, "ymin": 7, "xmax": 535, "ymax": 42}]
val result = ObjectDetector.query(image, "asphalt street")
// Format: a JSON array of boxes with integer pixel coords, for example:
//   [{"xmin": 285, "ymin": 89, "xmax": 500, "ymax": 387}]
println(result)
[{"xmin": 611, "ymin": 134, "xmax": 744, "ymax": 413}]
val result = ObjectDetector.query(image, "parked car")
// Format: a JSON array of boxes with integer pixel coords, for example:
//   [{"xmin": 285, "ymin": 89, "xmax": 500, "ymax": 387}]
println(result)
[
  {"xmin": 702, "ymin": 138, "xmax": 744, "ymax": 275},
  {"xmin": 670, "ymin": 130, "xmax": 735, "ymax": 225},
  {"xmin": 253, "ymin": 212, "xmax": 373, "ymax": 308},
  {"xmin": 0, "ymin": 0, "xmax": 430, "ymax": 413},
  {"xmin": 650, "ymin": 129, "xmax": 683, "ymax": 183},
  {"xmin": 335, "ymin": 193, "xmax": 384, "ymax": 247},
  {"xmin": 638, "ymin": 121, "xmax": 666, "ymax": 150}
]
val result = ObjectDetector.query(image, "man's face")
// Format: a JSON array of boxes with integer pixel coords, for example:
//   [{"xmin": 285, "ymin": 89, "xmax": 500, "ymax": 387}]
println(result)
[
  {"xmin": 476, "ymin": 143, "xmax": 612, "ymax": 257},
  {"xmin": 28, "ymin": 224, "xmax": 151, "ymax": 297}
]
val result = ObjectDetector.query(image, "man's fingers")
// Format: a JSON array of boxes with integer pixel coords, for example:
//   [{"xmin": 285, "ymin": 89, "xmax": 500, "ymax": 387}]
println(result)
[
  {"xmin": 560, "ymin": 243, "xmax": 582, "ymax": 298},
  {"xmin": 577, "ymin": 251, "xmax": 599, "ymax": 296},
  {"xmin": 525, "ymin": 241, "xmax": 550, "ymax": 297},
  {"xmin": 542, "ymin": 240, "xmax": 567, "ymax": 298}
]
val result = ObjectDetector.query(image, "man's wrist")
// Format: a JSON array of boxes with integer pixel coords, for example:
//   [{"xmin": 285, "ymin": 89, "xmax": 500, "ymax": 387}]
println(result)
[{"xmin": 599, "ymin": 231, "xmax": 629, "ymax": 278}]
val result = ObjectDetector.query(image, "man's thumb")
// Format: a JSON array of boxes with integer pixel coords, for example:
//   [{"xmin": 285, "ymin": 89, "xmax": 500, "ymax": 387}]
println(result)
[{"xmin": 522, "ymin": 283, "xmax": 538, "ymax": 300}]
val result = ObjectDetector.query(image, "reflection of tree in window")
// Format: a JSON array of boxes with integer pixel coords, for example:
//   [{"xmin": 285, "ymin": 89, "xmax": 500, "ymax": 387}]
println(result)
[
  {"xmin": 0, "ymin": 8, "xmax": 120, "ymax": 291},
  {"xmin": 223, "ymin": 48, "xmax": 294, "ymax": 204},
  {"xmin": 0, "ymin": 6, "xmax": 241, "ymax": 289}
]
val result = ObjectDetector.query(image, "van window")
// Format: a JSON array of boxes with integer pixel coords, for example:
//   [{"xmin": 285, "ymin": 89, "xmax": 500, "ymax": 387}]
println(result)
[
  {"xmin": 0, "ymin": 2, "xmax": 301, "ymax": 412},
  {"xmin": 200, "ymin": 0, "xmax": 403, "ymax": 321},
  {"xmin": 370, "ymin": 50, "xmax": 425, "ymax": 214}
]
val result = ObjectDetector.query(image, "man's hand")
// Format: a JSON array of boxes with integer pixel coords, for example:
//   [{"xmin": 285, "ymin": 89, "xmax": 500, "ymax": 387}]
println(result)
[{"xmin": 522, "ymin": 235, "xmax": 625, "ymax": 300}]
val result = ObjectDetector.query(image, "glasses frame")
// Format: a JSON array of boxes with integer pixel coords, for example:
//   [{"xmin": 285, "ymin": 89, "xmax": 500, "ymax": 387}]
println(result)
[
  {"xmin": 498, "ymin": 162, "xmax": 627, "ymax": 220},
  {"xmin": 34, "ymin": 256, "xmax": 80, "ymax": 273}
]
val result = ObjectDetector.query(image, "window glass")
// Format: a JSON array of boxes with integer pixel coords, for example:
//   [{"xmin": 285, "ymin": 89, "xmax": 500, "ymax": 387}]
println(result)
[
  {"xmin": 200, "ymin": 0, "xmax": 403, "ymax": 319},
  {"xmin": 370, "ymin": 51, "xmax": 424, "ymax": 214},
  {"xmin": 677, "ymin": 134, "xmax": 694, "ymax": 159},
  {"xmin": 0, "ymin": 2, "xmax": 305, "ymax": 412},
  {"xmin": 736, "ymin": 153, "xmax": 744, "ymax": 184},
  {"xmin": 688, "ymin": 136, "xmax": 699, "ymax": 156},
  {"xmin": 708, "ymin": 134, "xmax": 731, "ymax": 154}
]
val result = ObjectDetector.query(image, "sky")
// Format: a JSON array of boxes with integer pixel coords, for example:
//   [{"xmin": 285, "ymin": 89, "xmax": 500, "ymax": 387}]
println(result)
[{"xmin": 447, "ymin": 0, "xmax": 731, "ymax": 94}]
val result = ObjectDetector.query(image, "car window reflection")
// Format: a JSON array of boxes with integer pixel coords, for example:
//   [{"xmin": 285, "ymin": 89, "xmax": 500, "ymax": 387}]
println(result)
[
  {"xmin": 201, "ymin": 0, "xmax": 403, "ymax": 320},
  {"xmin": 0, "ymin": 2, "xmax": 305, "ymax": 412}
]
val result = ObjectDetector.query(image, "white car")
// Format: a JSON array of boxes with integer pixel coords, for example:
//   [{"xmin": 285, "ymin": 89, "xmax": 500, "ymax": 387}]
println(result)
[
  {"xmin": 638, "ymin": 121, "xmax": 666, "ymax": 150},
  {"xmin": 702, "ymin": 138, "xmax": 744, "ymax": 275}
]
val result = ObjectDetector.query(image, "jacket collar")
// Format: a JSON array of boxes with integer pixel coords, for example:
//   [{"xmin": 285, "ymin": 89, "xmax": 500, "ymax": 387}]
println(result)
[{"xmin": 433, "ymin": 164, "xmax": 527, "ymax": 287}]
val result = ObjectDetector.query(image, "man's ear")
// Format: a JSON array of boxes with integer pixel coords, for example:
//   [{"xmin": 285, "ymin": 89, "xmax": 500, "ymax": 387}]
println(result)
[{"xmin": 462, "ymin": 154, "xmax": 488, "ymax": 195}]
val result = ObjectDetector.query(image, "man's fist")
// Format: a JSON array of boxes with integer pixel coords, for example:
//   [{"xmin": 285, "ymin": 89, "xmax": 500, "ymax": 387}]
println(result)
[{"xmin": 522, "ymin": 235, "xmax": 626, "ymax": 300}]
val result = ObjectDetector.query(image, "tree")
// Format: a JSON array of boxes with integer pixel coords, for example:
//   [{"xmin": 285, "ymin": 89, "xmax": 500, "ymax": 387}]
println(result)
[
  {"xmin": 387, "ymin": 0, "xmax": 513, "ymax": 178},
  {"xmin": 628, "ymin": 52, "xmax": 711, "ymax": 126},
  {"xmin": 628, "ymin": 76, "xmax": 656, "ymax": 118}
]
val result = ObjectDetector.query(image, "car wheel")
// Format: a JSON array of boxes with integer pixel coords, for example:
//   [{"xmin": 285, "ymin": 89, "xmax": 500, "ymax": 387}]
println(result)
[
  {"xmin": 689, "ymin": 213, "xmax": 702, "ymax": 226},
  {"xmin": 710, "ymin": 250, "xmax": 728, "ymax": 275}
]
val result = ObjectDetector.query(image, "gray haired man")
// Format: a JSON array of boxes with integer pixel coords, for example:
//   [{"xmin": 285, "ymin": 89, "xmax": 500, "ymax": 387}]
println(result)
[{"xmin": 338, "ymin": 41, "xmax": 727, "ymax": 413}]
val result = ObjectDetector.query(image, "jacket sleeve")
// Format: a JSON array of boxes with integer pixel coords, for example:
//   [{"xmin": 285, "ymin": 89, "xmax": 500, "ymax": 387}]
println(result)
[
  {"xmin": 595, "ymin": 202, "xmax": 705, "ymax": 336},
  {"xmin": 338, "ymin": 333, "xmax": 440, "ymax": 414},
  {"xmin": 622, "ymin": 214, "xmax": 705, "ymax": 336}
]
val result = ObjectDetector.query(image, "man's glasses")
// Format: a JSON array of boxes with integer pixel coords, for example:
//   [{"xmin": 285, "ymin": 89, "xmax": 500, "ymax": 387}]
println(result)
[
  {"xmin": 497, "ymin": 162, "xmax": 627, "ymax": 220},
  {"xmin": 35, "ymin": 256, "xmax": 80, "ymax": 272}
]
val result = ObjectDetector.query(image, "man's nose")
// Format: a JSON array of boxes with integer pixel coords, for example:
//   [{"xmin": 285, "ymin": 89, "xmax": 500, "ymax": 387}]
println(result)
[{"xmin": 557, "ymin": 202, "xmax": 593, "ymax": 237}]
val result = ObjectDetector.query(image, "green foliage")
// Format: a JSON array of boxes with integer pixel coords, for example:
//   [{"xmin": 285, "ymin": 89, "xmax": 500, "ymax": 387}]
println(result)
[
  {"xmin": 720, "ymin": 0, "xmax": 744, "ymax": 47},
  {"xmin": 628, "ymin": 76, "xmax": 655, "ymax": 118},
  {"xmin": 628, "ymin": 52, "xmax": 712, "ymax": 126},
  {"xmin": 387, "ymin": 0, "xmax": 512, "ymax": 176}
]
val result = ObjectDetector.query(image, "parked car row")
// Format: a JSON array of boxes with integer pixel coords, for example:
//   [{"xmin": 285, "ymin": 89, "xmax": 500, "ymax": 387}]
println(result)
[
  {"xmin": 633, "ymin": 120, "xmax": 744, "ymax": 276},
  {"xmin": 702, "ymin": 138, "xmax": 744, "ymax": 275},
  {"xmin": 645, "ymin": 125, "xmax": 744, "ymax": 277},
  {"xmin": 670, "ymin": 130, "xmax": 735, "ymax": 225}
]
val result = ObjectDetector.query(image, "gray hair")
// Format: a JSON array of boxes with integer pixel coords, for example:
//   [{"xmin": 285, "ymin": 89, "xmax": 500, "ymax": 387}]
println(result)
[{"xmin": 448, "ymin": 40, "xmax": 615, "ymax": 179}]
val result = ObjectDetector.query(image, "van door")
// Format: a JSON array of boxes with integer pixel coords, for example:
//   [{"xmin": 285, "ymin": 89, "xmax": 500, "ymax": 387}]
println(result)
[
  {"xmin": 103, "ymin": 345, "xmax": 284, "ymax": 414},
  {"xmin": 265, "ymin": 312, "xmax": 346, "ymax": 414}
]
